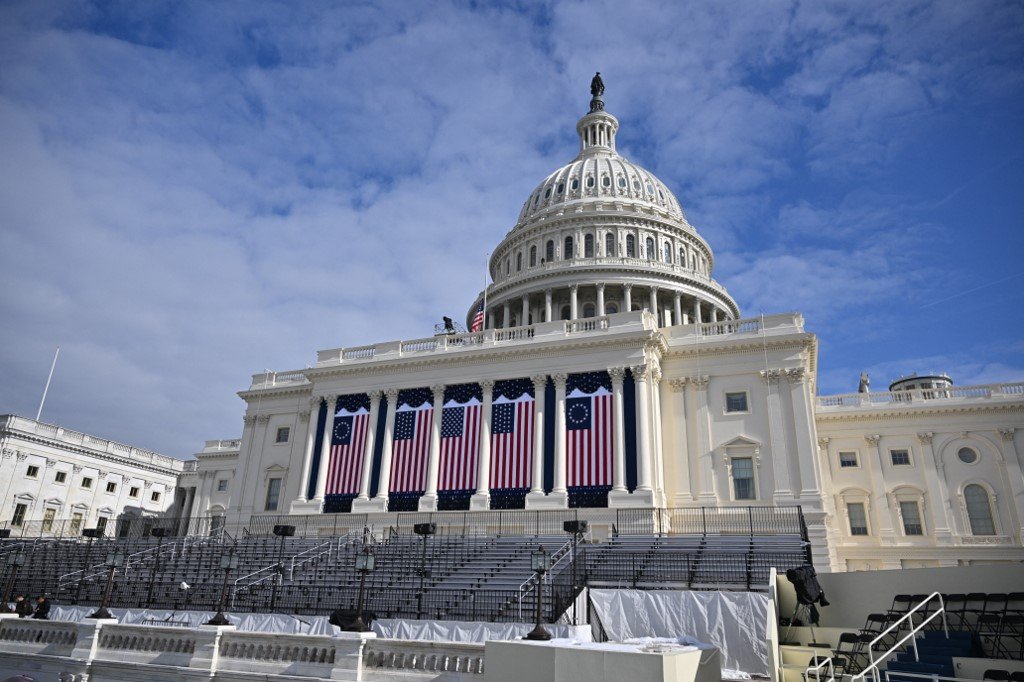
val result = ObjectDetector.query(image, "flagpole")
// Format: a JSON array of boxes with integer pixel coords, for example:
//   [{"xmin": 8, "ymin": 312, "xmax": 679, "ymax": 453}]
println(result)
[
  {"xmin": 36, "ymin": 346, "xmax": 60, "ymax": 422},
  {"xmin": 481, "ymin": 252, "xmax": 489, "ymax": 329}
]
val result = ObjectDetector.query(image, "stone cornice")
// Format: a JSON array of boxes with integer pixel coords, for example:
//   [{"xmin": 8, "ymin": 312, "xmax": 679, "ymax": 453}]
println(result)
[
  {"xmin": 816, "ymin": 403, "xmax": 1024, "ymax": 422},
  {"xmin": 0, "ymin": 432, "xmax": 183, "ymax": 478}
]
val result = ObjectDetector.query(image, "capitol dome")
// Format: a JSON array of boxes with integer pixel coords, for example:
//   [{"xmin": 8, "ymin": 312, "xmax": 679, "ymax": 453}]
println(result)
[{"xmin": 468, "ymin": 76, "xmax": 738, "ymax": 330}]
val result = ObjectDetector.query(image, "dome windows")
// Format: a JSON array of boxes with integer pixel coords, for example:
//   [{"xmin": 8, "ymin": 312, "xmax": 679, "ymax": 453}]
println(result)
[
  {"xmin": 545, "ymin": 240, "xmax": 555, "ymax": 262},
  {"xmin": 583, "ymin": 303, "xmax": 596, "ymax": 318},
  {"xmin": 557, "ymin": 182, "xmax": 564, "ymax": 194},
  {"xmin": 663, "ymin": 242, "xmax": 672, "ymax": 263},
  {"xmin": 957, "ymin": 447, "xmax": 978, "ymax": 464},
  {"xmin": 602, "ymin": 175, "xmax": 611, "ymax": 188},
  {"xmin": 516, "ymin": 252, "xmax": 523, "ymax": 272},
  {"xmin": 584, "ymin": 234, "xmax": 594, "ymax": 257},
  {"xmin": 646, "ymin": 183, "xmax": 654, "ymax": 195},
  {"xmin": 645, "ymin": 237, "xmax": 655, "ymax": 260},
  {"xmin": 626, "ymin": 234, "xmax": 636, "ymax": 257},
  {"xmin": 529, "ymin": 245, "xmax": 537, "ymax": 267},
  {"xmin": 570, "ymin": 178, "xmax": 579, "ymax": 191},
  {"xmin": 544, "ymin": 186, "xmax": 552, "ymax": 199},
  {"xmin": 605, "ymin": 232, "xmax": 615, "ymax": 256},
  {"xmin": 618, "ymin": 176, "xmax": 626, "ymax": 188},
  {"xmin": 606, "ymin": 302, "xmax": 618, "ymax": 314},
  {"xmin": 586, "ymin": 176, "xmax": 595, "ymax": 188},
  {"xmin": 632, "ymin": 179, "xmax": 641, "ymax": 191},
  {"xmin": 563, "ymin": 235, "xmax": 574, "ymax": 260}
]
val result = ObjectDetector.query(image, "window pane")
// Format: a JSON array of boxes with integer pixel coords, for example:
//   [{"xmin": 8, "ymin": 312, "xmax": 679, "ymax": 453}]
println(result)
[
  {"xmin": 265, "ymin": 478, "xmax": 282, "ymax": 511},
  {"xmin": 900, "ymin": 501, "xmax": 923, "ymax": 535},
  {"xmin": 732, "ymin": 458, "xmax": 754, "ymax": 500},
  {"xmin": 725, "ymin": 392, "xmax": 748, "ymax": 413},
  {"xmin": 890, "ymin": 450, "xmax": 910, "ymax": 466},
  {"xmin": 964, "ymin": 485, "xmax": 995, "ymax": 535},
  {"xmin": 848, "ymin": 502, "xmax": 868, "ymax": 535},
  {"xmin": 839, "ymin": 452, "xmax": 858, "ymax": 468}
]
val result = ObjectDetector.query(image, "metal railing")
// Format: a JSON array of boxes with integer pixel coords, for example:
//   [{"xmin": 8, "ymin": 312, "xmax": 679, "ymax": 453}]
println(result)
[
  {"xmin": 804, "ymin": 656, "xmax": 835, "ymax": 682},
  {"xmin": 852, "ymin": 592, "xmax": 948, "ymax": 682}
]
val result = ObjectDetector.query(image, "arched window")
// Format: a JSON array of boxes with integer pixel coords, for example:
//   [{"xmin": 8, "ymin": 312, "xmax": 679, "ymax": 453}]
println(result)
[
  {"xmin": 556, "ymin": 182, "xmax": 564, "ymax": 194},
  {"xmin": 626, "ymin": 234, "xmax": 636, "ymax": 257},
  {"xmin": 570, "ymin": 178, "xmax": 579, "ymax": 191},
  {"xmin": 584, "ymin": 234, "xmax": 594, "ymax": 258},
  {"xmin": 606, "ymin": 302, "xmax": 618, "ymax": 314},
  {"xmin": 645, "ymin": 237, "xmax": 655, "ymax": 260},
  {"xmin": 586, "ymin": 176, "xmax": 595, "ymax": 188},
  {"xmin": 505, "ymin": 259, "xmax": 510, "ymax": 275},
  {"xmin": 663, "ymin": 242, "xmax": 672, "ymax": 263},
  {"xmin": 679, "ymin": 247, "xmax": 685, "ymax": 265},
  {"xmin": 545, "ymin": 240, "xmax": 554, "ymax": 262},
  {"xmin": 583, "ymin": 303, "xmax": 596, "ymax": 318},
  {"xmin": 602, "ymin": 175, "xmax": 610, "ymax": 188},
  {"xmin": 560, "ymin": 305, "xmax": 571, "ymax": 321},
  {"xmin": 563, "ymin": 236, "xmax": 574, "ymax": 260},
  {"xmin": 529, "ymin": 245, "xmax": 537, "ymax": 267},
  {"xmin": 964, "ymin": 484, "xmax": 996, "ymax": 535},
  {"xmin": 605, "ymin": 232, "xmax": 615, "ymax": 256},
  {"xmin": 617, "ymin": 176, "xmax": 626, "ymax": 188},
  {"xmin": 516, "ymin": 252, "xmax": 522, "ymax": 271}
]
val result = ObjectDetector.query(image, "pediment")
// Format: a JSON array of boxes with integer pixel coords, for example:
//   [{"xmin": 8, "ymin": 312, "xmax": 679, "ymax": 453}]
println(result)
[{"xmin": 719, "ymin": 435, "xmax": 761, "ymax": 450}]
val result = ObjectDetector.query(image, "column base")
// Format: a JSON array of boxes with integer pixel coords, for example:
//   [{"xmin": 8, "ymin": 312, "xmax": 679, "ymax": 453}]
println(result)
[
  {"xmin": 417, "ymin": 494, "xmax": 438, "ymax": 512},
  {"xmin": 608, "ymin": 489, "xmax": 656, "ymax": 509},
  {"xmin": 525, "ymin": 490, "xmax": 568, "ymax": 510},
  {"xmin": 470, "ymin": 493, "xmax": 491, "ymax": 511},
  {"xmin": 351, "ymin": 497, "xmax": 388, "ymax": 513},
  {"xmin": 290, "ymin": 499, "xmax": 323, "ymax": 514}
]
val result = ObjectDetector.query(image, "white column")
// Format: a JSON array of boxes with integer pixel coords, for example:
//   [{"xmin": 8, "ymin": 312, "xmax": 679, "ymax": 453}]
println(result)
[
  {"xmin": 530, "ymin": 375, "xmax": 547, "ymax": 495},
  {"xmin": 544, "ymin": 289, "xmax": 553, "ymax": 322},
  {"xmin": 633, "ymin": 365, "xmax": 653, "ymax": 492},
  {"xmin": 996, "ymin": 428, "xmax": 1024, "ymax": 539},
  {"xmin": 487, "ymin": 310, "xmax": 494, "ymax": 330},
  {"xmin": 785, "ymin": 368, "xmax": 820, "ymax": 499},
  {"xmin": 711, "ymin": 307, "xmax": 719, "ymax": 323},
  {"xmin": 374, "ymin": 389, "xmax": 399, "ymax": 500},
  {"xmin": 419, "ymin": 384, "xmax": 446, "ymax": 510},
  {"xmin": 502, "ymin": 303, "xmax": 510, "ymax": 328},
  {"xmin": 552, "ymin": 373, "xmax": 568, "ymax": 494},
  {"xmin": 596, "ymin": 283, "xmax": 606, "ymax": 316},
  {"xmin": 762, "ymin": 370, "xmax": 792, "ymax": 500},
  {"xmin": 357, "ymin": 391, "xmax": 381, "ymax": 500},
  {"xmin": 569, "ymin": 284, "xmax": 579, "ymax": 320},
  {"xmin": 693, "ymin": 298, "xmax": 702, "ymax": 324},
  {"xmin": 692, "ymin": 377, "xmax": 716, "ymax": 502},
  {"xmin": 673, "ymin": 293, "xmax": 682, "ymax": 327},
  {"xmin": 609, "ymin": 368, "xmax": 627, "ymax": 492},
  {"xmin": 916, "ymin": 432, "xmax": 953, "ymax": 541},
  {"xmin": 649, "ymin": 286, "xmax": 658, "ymax": 323},
  {"xmin": 624, "ymin": 284, "xmax": 632, "ymax": 312},
  {"xmin": 521, "ymin": 295, "xmax": 529, "ymax": 326},
  {"xmin": 652, "ymin": 366, "xmax": 666, "ymax": 505},
  {"xmin": 865, "ymin": 434, "xmax": 897, "ymax": 541},
  {"xmin": 313, "ymin": 396, "xmax": 335, "ymax": 502},
  {"xmin": 295, "ymin": 399, "xmax": 319, "ymax": 503},
  {"xmin": 471, "ymin": 380, "xmax": 495, "ymax": 510}
]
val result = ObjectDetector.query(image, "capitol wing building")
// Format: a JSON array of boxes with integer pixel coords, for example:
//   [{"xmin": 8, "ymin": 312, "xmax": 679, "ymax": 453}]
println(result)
[{"xmin": 182, "ymin": 84, "xmax": 1024, "ymax": 573}]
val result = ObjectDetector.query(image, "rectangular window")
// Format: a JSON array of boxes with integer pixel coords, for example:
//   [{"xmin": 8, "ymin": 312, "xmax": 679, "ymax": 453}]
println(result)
[
  {"xmin": 839, "ymin": 452, "xmax": 859, "ymax": 468},
  {"xmin": 105, "ymin": 481, "xmax": 117, "ymax": 493},
  {"xmin": 150, "ymin": 491, "xmax": 160, "ymax": 502},
  {"xmin": 275, "ymin": 427, "xmax": 290, "ymax": 443},
  {"xmin": 11, "ymin": 504, "xmax": 27, "ymax": 527},
  {"xmin": 96, "ymin": 516, "xmax": 108, "ymax": 533},
  {"xmin": 217, "ymin": 479, "xmax": 228, "ymax": 492},
  {"xmin": 42, "ymin": 508, "xmax": 56, "ymax": 532},
  {"xmin": 725, "ymin": 392, "xmax": 749, "ymax": 413},
  {"xmin": 55, "ymin": 471, "xmax": 67, "ymax": 484},
  {"xmin": 81, "ymin": 477, "xmax": 93, "ymax": 489},
  {"xmin": 890, "ymin": 449, "xmax": 911, "ymax": 466},
  {"xmin": 900, "ymin": 501, "xmax": 923, "ymax": 535},
  {"xmin": 265, "ymin": 478, "xmax": 282, "ymax": 511},
  {"xmin": 70, "ymin": 512, "xmax": 83, "ymax": 534},
  {"xmin": 129, "ymin": 486, "xmax": 140, "ymax": 498},
  {"xmin": 732, "ymin": 457, "xmax": 755, "ymax": 500},
  {"xmin": 26, "ymin": 465, "xmax": 39, "ymax": 478},
  {"xmin": 848, "ymin": 502, "xmax": 869, "ymax": 535}
]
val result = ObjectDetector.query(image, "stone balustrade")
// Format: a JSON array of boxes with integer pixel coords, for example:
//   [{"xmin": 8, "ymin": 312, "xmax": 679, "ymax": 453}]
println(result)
[
  {"xmin": 364, "ymin": 638, "xmax": 485, "ymax": 675},
  {"xmin": 817, "ymin": 382, "xmax": 1024, "ymax": 411}
]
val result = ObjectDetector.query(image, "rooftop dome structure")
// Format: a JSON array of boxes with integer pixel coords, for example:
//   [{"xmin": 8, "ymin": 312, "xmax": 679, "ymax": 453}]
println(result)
[{"xmin": 468, "ymin": 75, "xmax": 738, "ymax": 330}]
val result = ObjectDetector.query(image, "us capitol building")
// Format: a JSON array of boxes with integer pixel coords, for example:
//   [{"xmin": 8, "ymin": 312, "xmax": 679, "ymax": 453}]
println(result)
[{"xmin": 6, "ymin": 78, "xmax": 1023, "ymax": 573}]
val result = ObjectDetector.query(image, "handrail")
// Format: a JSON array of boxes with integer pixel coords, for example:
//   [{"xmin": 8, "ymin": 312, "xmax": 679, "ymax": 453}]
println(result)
[
  {"xmin": 852, "ymin": 592, "xmax": 948, "ymax": 682},
  {"xmin": 804, "ymin": 656, "xmax": 835, "ymax": 682},
  {"xmin": 515, "ymin": 539, "xmax": 573, "ymax": 620},
  {"xmin": 286, "ymin": 539, "xmax": 334, "ymax": 579}
]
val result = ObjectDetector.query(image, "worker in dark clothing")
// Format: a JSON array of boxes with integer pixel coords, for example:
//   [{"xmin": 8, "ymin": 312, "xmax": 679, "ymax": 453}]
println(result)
[
  {"xmin": 31, "ymin": 595, "xmax": 50, "ymax": 620},
  {"xmin": 13, "ymin": 595, "xmax": 33, "ymax": 618}
]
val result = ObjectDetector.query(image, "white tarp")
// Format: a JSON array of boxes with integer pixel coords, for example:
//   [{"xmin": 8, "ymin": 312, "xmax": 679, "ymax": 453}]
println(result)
[
  {"xmin": 372, "ymin": 618, "xmax": 593, "ymax": 643},
  {"xmin": 48, "ymin": 606, "xmax": 337, "ymax": 635},
  {"xmin": 588, "ymin": 589, "xmax": 769, "ymax": 676}
]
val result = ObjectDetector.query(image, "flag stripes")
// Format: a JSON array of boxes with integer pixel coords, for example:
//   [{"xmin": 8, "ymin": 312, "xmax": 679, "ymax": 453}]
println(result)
[
  {"xmin": 390, "ymin": 405, "xmax": 432, "ymax": 493},
  {"xmin": 490, "ymin": 397, "xmax": 534, "ymax": 489},
  {"xmin": 439, "ymin": 402, "xmax": 481, "ymax": 491},
  {"xmin": 326, "ymin": 411, "xmax": 369, "ymax": 495},
  {"xmin": 566, "ymin": 388, "xmax": 613, "ymax": 487}
]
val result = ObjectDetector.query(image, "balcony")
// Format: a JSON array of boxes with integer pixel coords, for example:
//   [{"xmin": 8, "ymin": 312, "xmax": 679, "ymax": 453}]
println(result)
[{"xmin": 817, "ymin": 383, "xmax": 1024, "ymax": 411}]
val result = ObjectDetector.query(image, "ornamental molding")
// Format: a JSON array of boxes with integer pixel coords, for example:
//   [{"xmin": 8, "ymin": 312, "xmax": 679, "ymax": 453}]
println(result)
[
  {"xmin": 551, "ymin": 373, "xmax": 568, "ymax": 388},
  {"xmin": 144, "ymin": 480, "xmax": 154, "ymax": 490},
  {"xmin": 430, "ymin": 384, "xmax": 446, "ymax": 397},
  {"xmin": 864, "ymin": 434, "xmax": 882, "ymax": 446},
  {"xmin": 818, "ymin": 437, "xmax": 830, "ymax": 449},
  {"xmin": 530, "ymin": 375, "xmax": 548, "ymax": 390},
  {"xmin": 479, "ymin": 379, "xmax": 495, "ymax": 392},
  {"xmin": 998, "ymin": 427, "xmax": 1016, "ymax": 441},
  {"xmin": 383, "ymin": 388, "xmax": 400, "ymax": 400},
  {"xmin": 815, "ymin": 403, "xmax": 1024, "ymax": 422},
  {"xmin": 916, "ymin": 432, "xmax": 934, "ymax": 445},
  {"xmin": 786, "ymin": 367, "xmax": 807, "ymax": 383},
  {"xmin": 667, "ymin": 377, "xmax": 687, "ymax": 392},
  {"xmin": 309, "ymin": 396, "xmax": 324, "ymax": 408},
  {"xmin": 45, "ymin": 458, "xmax": 56, "ymax": 467},
  {"xmin": 298, "ymin": 411, "xmax": 310, "ymax": 423},
  {"xmin": 631, "ymin": 364, "xmax": 650, "ymax": 381},
  {"xmin": 72, "ymin": 465, "xmax": 83, "ymax": 474},
  {"xmin": 256, "ymin": 415, "xmax": 271, "ymax": 424},
  {"xmin": 0, "ymin": 448, "xmax": 13, "ymax": 459},
  {"xmin": 243, "ymin": 415, "xmax": 257, "ymax": 425},
  {"xmin": 690, "ymin": 376, "xmax": 710, "ymax": 389},
  {"xmin": 759, "ymin": 369, "xmax": 783, "ymax": 383},
  {"xmin": 368, "ymin": 390, "xmax": 383, "ymax": 402},
  {"xmin": 607, "ymin": 367, "xmax": 626, "ymax": 383},
  {"xmin": 16, "ymin": 453, "xmax": 27, "ymax": 462}
]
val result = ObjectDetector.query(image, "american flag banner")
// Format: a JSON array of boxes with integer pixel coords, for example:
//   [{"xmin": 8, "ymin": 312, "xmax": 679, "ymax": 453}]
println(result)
[
  {"xmin": 490, "ymin": 378, "xmax": 535, "ymax": 490},
  {"xmin": 438, "ymin": 383, "xmax": 482, "ymax": 491},
  {"xmin": 566, "ymin": 371, "xmax": 613, "ymax": 488},
  {"xmin": 470, "ymin": 300, "xmax": 484, "ymax": 332},
  {"xmin": 326, "ymin": 393, "xmax": 371, "ymax": 495},
  {"xmin": 390, "ymin": 388, "xmax": 433, "ymax": 494}
]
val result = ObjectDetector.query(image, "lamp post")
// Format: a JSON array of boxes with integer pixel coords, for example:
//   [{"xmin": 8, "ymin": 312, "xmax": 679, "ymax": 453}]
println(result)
[
  {"xmin": 524, "ymin": 546, "xmax": 551, "ymax": 641},
  {"xmin": 346, "ymin": 546, "xmax": 376, "ymax": 632},
  {"xmin": 0, "ymin": 552, "xmax": 26, "ymax": 613},
  {"xmin": 414, "ymin": 523, "xmax": 435, "ymax": 619},
  {"xmin": 88, "ymin": 550, "xmax": 124, "ymax": 619},
  {"xmin": 269, "ymin": 525, "xmax": 295, "ymax": 612},
  {"xmin": 75, "ymin": 528, "xmax": 103, "ymax": 605},
  {"xmin": 146, "ymin": 527, "xmax": 170, "ymax": 608},
  {"xmin": 206, "ymin": 551, "xmax": 239, "ymax": 626}
]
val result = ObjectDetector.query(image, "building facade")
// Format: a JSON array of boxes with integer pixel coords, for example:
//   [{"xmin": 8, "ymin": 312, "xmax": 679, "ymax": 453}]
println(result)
[{"xmin": 0, "ymin": 414, "xmax": 185, "ymax": 536}]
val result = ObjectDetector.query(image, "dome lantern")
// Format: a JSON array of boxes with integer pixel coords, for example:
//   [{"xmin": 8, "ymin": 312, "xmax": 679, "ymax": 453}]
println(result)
[{"xmin": 577, "ymin": 72, "xmax": 618, "ymax": 156}]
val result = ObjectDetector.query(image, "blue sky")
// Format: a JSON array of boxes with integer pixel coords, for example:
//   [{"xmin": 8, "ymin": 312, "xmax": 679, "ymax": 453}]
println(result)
[{"xmin": 1, "ymin": 0, "xmax": 1022, "ymax": 458}]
